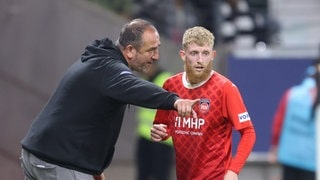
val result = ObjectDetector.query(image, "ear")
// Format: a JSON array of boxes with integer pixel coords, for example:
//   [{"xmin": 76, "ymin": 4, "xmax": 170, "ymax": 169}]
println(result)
[
  {"xmin": 212, "ymin": 50, "xmax": 217, "ymax": 61},
  {"xmin": 125, "ymin": 45, "xmax": 136, "ymax": 60},
  {"xmin": 179, "ymin": 50, "xmax": 186, "ymax": 62}
]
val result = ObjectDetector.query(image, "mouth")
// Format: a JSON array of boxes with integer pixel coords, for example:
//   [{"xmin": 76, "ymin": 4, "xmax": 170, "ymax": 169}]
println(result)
[{"xmin": 195, "ymin": 66, "xmax": 204, "ymax": 71}]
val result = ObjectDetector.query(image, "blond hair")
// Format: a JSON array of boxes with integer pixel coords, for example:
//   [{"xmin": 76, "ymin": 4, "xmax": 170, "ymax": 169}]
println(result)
[{"xmin": 182, "ymin": 26, "xmax": 215, "ymax": 50}]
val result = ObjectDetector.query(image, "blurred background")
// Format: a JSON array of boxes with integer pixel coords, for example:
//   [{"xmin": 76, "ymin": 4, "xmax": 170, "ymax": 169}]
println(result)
[{"xmin": 0, "ymin": 0, "xmax": 319, "ymax": 179}]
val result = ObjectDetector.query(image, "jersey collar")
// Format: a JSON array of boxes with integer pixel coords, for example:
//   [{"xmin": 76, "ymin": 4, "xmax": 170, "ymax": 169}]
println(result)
[{"xmin": 182, "ymin": 70, "xmax": 214, "ymax": 89}]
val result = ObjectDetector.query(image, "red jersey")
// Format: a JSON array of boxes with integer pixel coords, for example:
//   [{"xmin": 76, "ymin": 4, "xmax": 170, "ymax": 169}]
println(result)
[{"xmin": 154, "ymin": 71, "xmax": 255, "ymax": 180}]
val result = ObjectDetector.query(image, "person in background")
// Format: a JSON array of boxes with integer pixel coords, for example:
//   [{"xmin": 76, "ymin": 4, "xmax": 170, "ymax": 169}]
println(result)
[
  {"xmin": 150, "ymin": 26, "xmax": 256, "ymax": 180},
  {"xmin": 219, "ymin": 0, "xmax": 256, "ymax": 46},
  {"xmin": 20, "ymin": 18, "xmax": 199, "ymax": 180},
  {"xmin": 130, "ymin": 0, "xmax": 197, "ymax": 44},
  {"xmin": 135, "ymin": 63, "xmax": 174, "ymax": 180},
  {"xmin": 269, "ymin": 58, "xmax": 320, "ymax": 180},
  {"xmin": 130, "ymin": 0, "xmax": 173, "ymax": 37}
]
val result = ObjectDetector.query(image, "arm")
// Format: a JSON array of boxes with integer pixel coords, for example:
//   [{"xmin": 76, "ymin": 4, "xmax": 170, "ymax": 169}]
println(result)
[
  {"xmin": 101, "ymin": 64, "xmax": 198, "ymax": 116},
  {"xmin": 151, "ymin": 108, "xmax": 172, "ymax": 142},
  {"xmin": 269, "ymin": 90, "xmax": 289, "ymax": 163},
  {"xmin": 101, "ymin": 68, "xmax": 179, "ymax": 109},
  {"xmin": 222, "ymin": 82, "xmax": 256, "ymax": 174},
  {"xmin": 228, "ymin": 126, "xmax": 256, "ymax": 175}
]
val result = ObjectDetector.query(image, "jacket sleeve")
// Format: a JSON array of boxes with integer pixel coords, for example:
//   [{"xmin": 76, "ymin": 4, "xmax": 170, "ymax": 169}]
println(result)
[{"xmin": 100, "ymin": 63, "xmax": 179, "ymax": 110}]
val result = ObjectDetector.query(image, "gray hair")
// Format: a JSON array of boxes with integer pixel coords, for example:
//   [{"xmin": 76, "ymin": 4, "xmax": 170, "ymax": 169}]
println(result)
[{"xmin": 116, "ymin": 19, "xmax": 156, "ymax": 50}]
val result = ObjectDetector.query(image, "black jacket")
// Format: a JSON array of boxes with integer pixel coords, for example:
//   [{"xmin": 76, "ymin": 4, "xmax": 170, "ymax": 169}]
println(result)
[{"xmin": 21, "ymin": 38, "xmax": 178, "ymax": 175}]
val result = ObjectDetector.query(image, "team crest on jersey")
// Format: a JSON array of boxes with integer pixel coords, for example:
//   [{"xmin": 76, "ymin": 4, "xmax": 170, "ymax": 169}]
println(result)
[{"xmin": 199, "ymin": 98, "xmax": 210, "ymax": 114}]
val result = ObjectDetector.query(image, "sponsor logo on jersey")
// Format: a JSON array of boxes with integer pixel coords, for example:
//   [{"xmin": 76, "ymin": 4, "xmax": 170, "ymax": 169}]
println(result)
[
  {"xmin": 238, "ymin": 112, "xmax": 250, "ymax": 122},
  {"xmin": 199, "ymin": 98, "xmax": 210, "ymax": 114},
  {"xmin": 174, "ymin": 116, "xmax": 205, "ymax": 129},
  {"xmin": 175, "ymin": 130, "xmax": 203, "ymax": 136}
]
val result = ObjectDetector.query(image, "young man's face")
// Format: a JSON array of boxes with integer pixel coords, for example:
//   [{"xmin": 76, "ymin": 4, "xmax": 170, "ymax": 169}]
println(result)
[
  {"xmin": 131, "ymin": 28, "xmax": 160, "ymax": 73},
  {"xmin": 180, "ymin": 42, "xmax": 216, "ymax": 84}
]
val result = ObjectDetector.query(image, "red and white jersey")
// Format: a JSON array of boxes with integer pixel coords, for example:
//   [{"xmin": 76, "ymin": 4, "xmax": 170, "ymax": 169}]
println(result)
[{"xmin": 154, "ymin": 71, "xmax": 254, "ymax": 180}]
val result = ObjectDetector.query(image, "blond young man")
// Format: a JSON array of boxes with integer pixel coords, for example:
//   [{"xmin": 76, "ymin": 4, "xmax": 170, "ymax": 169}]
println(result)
[{"xmin": 151, "ymin": 26, "xmax": 256, "ymax": 180}]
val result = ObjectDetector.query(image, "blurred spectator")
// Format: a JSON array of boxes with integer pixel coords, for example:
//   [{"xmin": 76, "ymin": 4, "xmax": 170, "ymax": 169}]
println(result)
[
  {"xmin": 187, "ymin": 0, "xmax": 221, "ymax": 41},
  {"xmin": 167, "ymin": 0, "xmax": 197, "ymax": 43},
  {"xmin": 219, "ymin": 0, "xmax": 257, "ymax": 47},
  {"xmin": 95, "ymin": 0, "xmax": 131, "ymax": 15},
  {"xmin": 130, "ymin": 0, "xmax": 197, "ymax": 43},
  {"xmin": 130, "ymin": 0, "xmax": 173, "ymax": 36},
  {"xmin": 191, "ymin": 0, "xmax": 279, "ymax": 46},
  {"xmin": 269, "ymin": 58, "xmax": 320, "ymax": 180},
  {"xmin": 130, "ymin": 0, "xmax": 278, "ymax": 47},
  {"xmin": 130, "ymin": 0, "xmax": 278, "ymax": 75},
  {"xmin": 135, "ymin": 63, "xmax": 174, "ymax": 180},
  {"xmin": 251, "ymin": 6, "xmax": 280, "ymax": 45}
]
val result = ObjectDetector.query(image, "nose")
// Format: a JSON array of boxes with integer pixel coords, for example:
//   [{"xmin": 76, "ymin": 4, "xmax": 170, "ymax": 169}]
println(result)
[
  {"xmin": 197, "ymin": 54, "xmax": 205, "ymax": 63},
  {"xmin": 151, "ymin": 49, "xmax": 160, "ymax": 61}
]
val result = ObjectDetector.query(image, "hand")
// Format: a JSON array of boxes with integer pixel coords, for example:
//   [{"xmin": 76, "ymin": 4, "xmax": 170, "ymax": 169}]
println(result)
[
  {"xmin": 150, "ymin": 124, "xmax": 168, "ymax": 142},
  {"xmin": 268, "ymin": 146, "xmax": 278, "ymax": 164},
  {"xmin": 174, "ymin": 99, "xmax": 199, "ymax": 118},
  {"xmin": 93, "ymin": 173, "xmax": 105, "ymax": 180},
  {"xmin": 224, "ymin": 170, "xmax": 238, "ymax": 180}
]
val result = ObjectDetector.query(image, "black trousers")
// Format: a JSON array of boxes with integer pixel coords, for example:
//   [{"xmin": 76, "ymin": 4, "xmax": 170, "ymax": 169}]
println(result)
[
  {"xmin": 282, "ymin": 164, "xmax": 315, "ymax": 180},
  {"xmin": 135, "ymin": 137, "xmax": 174, "ymax": 180}
]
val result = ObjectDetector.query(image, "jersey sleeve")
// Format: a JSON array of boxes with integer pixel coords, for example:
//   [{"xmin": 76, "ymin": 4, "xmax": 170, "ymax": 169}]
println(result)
[
  {"xmin": 154, "ymin": 109, "xmax": 170, "ymax": 125},
  {"xmin": 228, "ymin": 126, "xmax": 256, "ymax": 174},
  {"xmin": 223, "ymin": 82, "xmax": 256, "ymax": 174},
  {"xmin": 223, "ymin": 82, "xmax": 253, "ymax": 130},
  {"xmin": 153, "ymin": 80, "xmax": 175, "ymax": 139}
]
